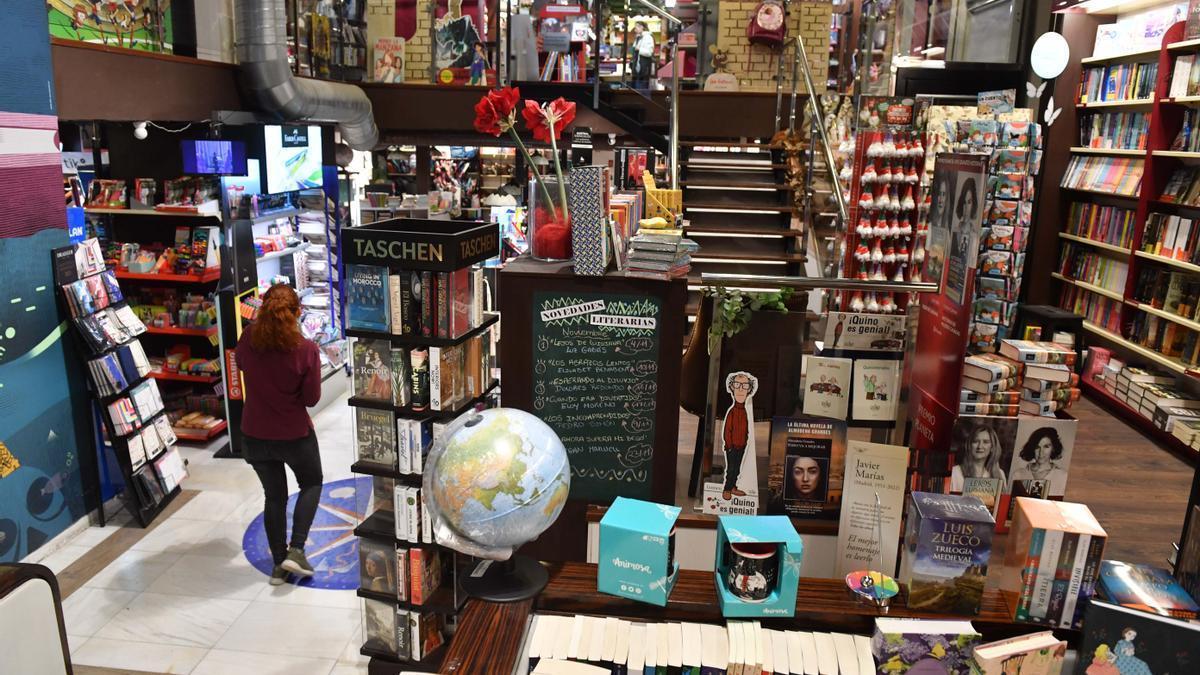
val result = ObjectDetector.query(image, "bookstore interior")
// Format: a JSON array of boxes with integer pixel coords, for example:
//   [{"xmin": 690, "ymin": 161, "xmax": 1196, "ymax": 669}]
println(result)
[{"xmin": 12, "ymin": 1, "xmax": 1200, "ymax": 674}]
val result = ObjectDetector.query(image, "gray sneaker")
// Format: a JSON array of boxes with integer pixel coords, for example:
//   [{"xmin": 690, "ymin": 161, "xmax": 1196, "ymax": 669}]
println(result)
[
  {"xmin": 269, "ymin": 565, "xmax": 289, "ymax": 586},
  {"xmin": 280, "ymin": 547, "xmax": 314, "ymax": 577}
]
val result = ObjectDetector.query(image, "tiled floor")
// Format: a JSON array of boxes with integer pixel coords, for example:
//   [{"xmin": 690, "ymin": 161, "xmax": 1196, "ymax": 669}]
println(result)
[{"xmin": 52, "ymin": 389, "xmax": 369, "ymax": 675}]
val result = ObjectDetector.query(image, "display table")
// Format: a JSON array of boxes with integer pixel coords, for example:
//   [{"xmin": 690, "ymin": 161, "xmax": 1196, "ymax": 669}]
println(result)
[
  {"xmin": 500, "ymin": 257, "xmax": 688, "ymax": 561},
  {"xmin": 438, "ymin": 561, "xmax": 1065, "ymax": 674}
]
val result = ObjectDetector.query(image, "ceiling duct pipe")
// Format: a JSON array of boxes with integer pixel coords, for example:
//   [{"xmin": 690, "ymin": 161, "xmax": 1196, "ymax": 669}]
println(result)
[{"xmin": 234, "ymin": 0, "xmax": 379, "ymax": 150}]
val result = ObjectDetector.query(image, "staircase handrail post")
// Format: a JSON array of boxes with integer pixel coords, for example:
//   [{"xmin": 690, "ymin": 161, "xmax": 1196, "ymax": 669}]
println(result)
[
  {"xmin": 793, "ymin": 34, "xmax": 849, "ymax": 228},
  {"xmin": 670, "ymin": 40, "xmax": 681, "ymax": 189}
]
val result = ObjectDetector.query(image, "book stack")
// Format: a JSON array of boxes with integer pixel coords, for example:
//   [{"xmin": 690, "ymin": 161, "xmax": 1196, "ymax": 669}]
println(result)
[
  {"xmin": 523, "ymin": 614, "xmax": 876, "ymax": 675},
  {"xmin": 998, "ymin": 498, "xmax": 1107, "ymax": 630},
  {"xmin": 1079, "ymin": 111, "xmax": 1149, "ymax": 150},
  {"xmin": 624, "ymin": 229, "xmax": 697, "ymax": 280},
  {"xmin": 346, "ymin": 263, "xmax": 488, "ymax": 339},
  {"xmin": 960, "ymin": 353, "xmax": 1022, "ymax": 416},
  {"xmin": 1097, "ymin": 560, "xmax": 1200, "ymax": 620},
  {"xmin": 999, "ymin": 339, "xmax": 1080, "ymax": 417},
  {"xmin": 965, "ymin": 123, "xmax": 1042, "ymax": 352},
  {"xmin": 1060, "ymin": 155, "xmax": 1143, "ymax": 196},
  {"xmin": 1080, "ymin": 61, "xmax": 1158, "ymax": 103},
  {"xmin": 1172, "ymin": 417, "xmax": 1200, "ymax": 449},
  {"xmin": 970, "ymin": 631, "xmax": 1066, "ymax": 675},
  {"xmin": 1065, "ymin": 202, "xmax": 1136, "ymax": 250}
]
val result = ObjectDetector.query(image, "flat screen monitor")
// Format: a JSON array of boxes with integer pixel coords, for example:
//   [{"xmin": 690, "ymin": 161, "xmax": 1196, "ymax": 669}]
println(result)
[
  {"xmin": 181, "ymin": 139, "xmax": 247, "ymax": 175},
  {"xmin": 263, "ymin": 124, "xmax": 324, "ymax": 194}
]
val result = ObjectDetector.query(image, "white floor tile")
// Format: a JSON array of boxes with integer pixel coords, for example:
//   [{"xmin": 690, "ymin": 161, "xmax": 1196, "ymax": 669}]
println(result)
[
  {"xmin": 85, "ymin": 548, "xmax": 183, "ymax": 593},
  {"xmin": 71, "ymin": 636, "xmax": 208, "ymax": 674},
  {"xmin": 190, "ymin": 648, "xmax": 335, "ymax": 675},
  {"xmin": 69, "ymin": 523, "xmax": 127, "ymax": 549},
  {"xmin": 95, "ymin": 592, "xmax": 249, "ymax": 648},
  {"xmin": 338, "ymin": 625, "xmax": 369, "ymax": 665},
  {"xmin": 256, "ymin": 580, "xmax": 359, "ymax": 609},
  {"xmin": 329, "ymin": 664, "xmax": 370, "ymax": 675},
  {"xmin": 215, "ymin": 603, "xmax": 359, "ymax": 659},
  {"xmin": 171, "ymin": 490, "xmax": 251, "ymax": 522},
  {"xmin": 34, "ymin": 544, "xmax": 91, "ymax": 574},
  {"xmin": 148, "ymin": 553, "xmax": 270, "ymax": 601},
  {"xmin": 131, "ymin": 517, "xmax": 220, "ymax": 555},
  {"xmin": 188, "ymin": 520, "xmax": 256, "ymax": 559},
  {"xmin": 62, "ymin": 587, "xmax": 139, "ymax": 637},
  {"xmin": 224, "ymin": 493, "xmax": 267, "ymax": 526},
  {"xmin": 183, "ymin": 461, "xmax": 262, "ymax": 493}
]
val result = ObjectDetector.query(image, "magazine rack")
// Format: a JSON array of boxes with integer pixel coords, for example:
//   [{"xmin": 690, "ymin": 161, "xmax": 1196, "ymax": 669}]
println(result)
[
  {"xmin": 344, "ymin": 218, "xmax": 500, "ymax": 669},
  {"xmin": 51, "ymin": 242, "xmax": 184, "ymax": 529}
]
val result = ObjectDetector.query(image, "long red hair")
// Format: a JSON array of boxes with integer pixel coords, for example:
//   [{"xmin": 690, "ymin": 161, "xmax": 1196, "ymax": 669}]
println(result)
[{"xmin": 250, "ymin": 284, "xmax": 304, "ymax": 352}]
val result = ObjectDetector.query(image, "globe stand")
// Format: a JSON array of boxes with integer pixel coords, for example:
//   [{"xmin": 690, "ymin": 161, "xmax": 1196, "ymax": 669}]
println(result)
[{"xmin": 461, "ymin": 555, "xmax": 549, "ymax": 602}]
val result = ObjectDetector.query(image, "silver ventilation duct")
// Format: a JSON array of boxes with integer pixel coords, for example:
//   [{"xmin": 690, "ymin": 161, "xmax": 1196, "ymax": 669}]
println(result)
[{"xmin": 234, "ymin": 0, "xmax": 379, "ymax": 151}]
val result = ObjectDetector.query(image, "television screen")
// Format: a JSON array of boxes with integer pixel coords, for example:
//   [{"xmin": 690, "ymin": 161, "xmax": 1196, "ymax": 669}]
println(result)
[
  {"xmin": 181, "ymin": 140, "xmax": 247, "ymax": 175},
  {"xmin": 263, "ymin": 124, "xmax": 324, "ymax": 194}
]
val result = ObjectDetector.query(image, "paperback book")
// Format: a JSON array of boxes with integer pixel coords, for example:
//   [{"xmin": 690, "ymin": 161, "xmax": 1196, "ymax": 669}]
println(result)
[{"xmin": 765, "ymin": 416, "xmax": 847, "ymax": 522}]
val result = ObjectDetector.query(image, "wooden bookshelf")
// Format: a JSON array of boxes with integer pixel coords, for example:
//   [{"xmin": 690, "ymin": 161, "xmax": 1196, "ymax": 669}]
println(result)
[
  {"xmin": 1070, "ymin": 146, "xmax": 1146, "ymax": 156},
  {"xmin": 1082, "ymin": 321, "xmax": 1189, "ymax": 374},
  {"xmin": 1058, "ymin": 232, "xmax": 1132, "ymax": 255},
  {"xmin": 1061, "ymin": 186, "xmax": 1140, "ymax": 200},
  {"xmin": 1051, "ymin": 272, "xmax": 1126, "ymax": 302},
  {"xmin": 1080, "ymin": 45, "xmax": 1161, "ymax": 65},
  {"xmin": 1153, "ymin": 150, "xmax": 1200, "ymax": 160},
  {"xmin": 1166, "ymin": 95, "xmax": 1200, "ymax": 106},
  {"xmin": 1168, "ymin": 37, "xmax": 1200, "ymax": 52},
  {"xmin": 1076, "ymin": 97, "xmax": 1155, "ymax": 109},
  {"xmin": 1129, "ymin": 299, "xmax": 1200, "ymax": 333},
  {"xmin": 1134, "ymin": 249, "xmax": 1200, "ymax": 273}
]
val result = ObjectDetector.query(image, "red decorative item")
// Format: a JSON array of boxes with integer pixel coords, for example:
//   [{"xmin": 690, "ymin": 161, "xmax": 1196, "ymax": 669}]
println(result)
[
  {"xmin": 522, "ymin": 98, "xmax": 577, "ymax": 143},
  {"xmin": 532, "ymin": 206, "xmax": 572, "ymax": 260}
]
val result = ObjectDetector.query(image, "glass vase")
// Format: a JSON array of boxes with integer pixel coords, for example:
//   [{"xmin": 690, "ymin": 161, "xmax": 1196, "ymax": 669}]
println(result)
[{"xmin": 528, "ymin": 176, "xmax": 572, "ymax": 262}]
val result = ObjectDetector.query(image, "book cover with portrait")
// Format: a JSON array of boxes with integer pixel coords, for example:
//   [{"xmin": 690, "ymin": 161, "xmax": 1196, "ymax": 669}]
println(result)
[
  {"xmin": 994, "ymin": 414, "xmax": 1078, "ymax": 531},
  {"xmin": 766, "ymin": 415, "xmax": 847, "ymax": 522}
]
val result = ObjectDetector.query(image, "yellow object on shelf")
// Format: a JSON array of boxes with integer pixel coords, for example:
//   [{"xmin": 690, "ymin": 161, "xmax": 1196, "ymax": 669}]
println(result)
[
  {"xmin": 642, "ymin": 171, "xmax": 681, "ymax": 221},
  {"xmin": 639, "ymin": 217, "xmax": 671, "ymax": 230}
]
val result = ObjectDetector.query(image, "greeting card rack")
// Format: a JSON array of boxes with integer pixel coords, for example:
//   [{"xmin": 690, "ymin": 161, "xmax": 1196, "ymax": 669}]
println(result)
[
  {"xmin": 343, "ymin": 218, "xmax": 500, "ymax": 669},
  {"xmin": 51, "ymin": 242, "xmax": 183, "ymax": 529}
]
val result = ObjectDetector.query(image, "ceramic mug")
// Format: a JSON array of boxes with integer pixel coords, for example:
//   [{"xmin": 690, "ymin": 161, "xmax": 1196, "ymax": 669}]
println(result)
[{"xmin": 725, "ymin": 542, "xmax": 778, "ymax": 603}]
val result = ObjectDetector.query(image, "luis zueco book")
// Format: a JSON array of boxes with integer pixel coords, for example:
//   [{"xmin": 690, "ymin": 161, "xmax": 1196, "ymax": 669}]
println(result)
[{"xmin": 899, "ymin": 492, "xmax": 995, "ymax": 616}]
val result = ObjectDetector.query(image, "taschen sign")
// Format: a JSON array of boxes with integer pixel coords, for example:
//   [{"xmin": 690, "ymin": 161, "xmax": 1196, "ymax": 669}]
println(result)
[{"xmin": 342, "ymin": 218, "xmax": 499, "ymax": 272}]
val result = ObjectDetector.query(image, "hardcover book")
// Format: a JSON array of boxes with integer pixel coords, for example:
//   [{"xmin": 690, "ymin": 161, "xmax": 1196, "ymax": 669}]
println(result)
[
  {"xmin": 766, "ymin": 416, "xmax": 847, "ymax": 522},
  {"xmin": 870, "ymin": 617, "xmax": 981, "ymax": 675},
  {"xmin": 801, "ymin": 355, "xmax": 851, "ymax": 419},
  {"xmin": 970, "ymin": 631, "xmax": 1065, "ymax": 675},
  {"xmin": 352, "ymin": 339, "xmax": 393, "ymax": 401},
  {"xmin": 999, "ymin": 339, "xmax": 1076, "ymax": 366},
  {"xmin": 347, "ymin": 264, "xmax": 391, "ymax": 331},
  {"xmin": 359, "ymin": 538, "xmax": 398, "ymax": 597},
  {"xmin": 1074, "ymin": 601, "xmax": 1200, "ymax": 675},
  {"xmin": 390, "ymin": 347, "xmax": 410, "ymax": 407},
  {"xmin": 899, "ymin": 492, "xmax": 995, "ymax": 615},
  {"xmin": 362, "ymin": 597, "xmax": 398, "ymax": 655},
  {"xmin": 355, "ymin": 407, "xmax": 396, "ymax": 470},
  {"xmin": 1097, "ymin": 560, "xmax": 1199, "ymax": 620}
]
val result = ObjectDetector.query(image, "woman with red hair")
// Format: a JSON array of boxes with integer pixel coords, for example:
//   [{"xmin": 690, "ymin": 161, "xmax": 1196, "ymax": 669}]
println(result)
[{"xmin": 235, "ymin": 284, "xmax": 323, "ymax": 585}]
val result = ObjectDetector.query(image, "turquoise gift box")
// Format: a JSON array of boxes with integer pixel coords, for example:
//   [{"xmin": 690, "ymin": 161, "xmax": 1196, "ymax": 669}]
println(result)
[
  {"xmin": 597, "ymin": 497, "xmax": 681, "ymax": 606},
  {"xmin": 715, "ymin": 515, "xmax": 803, "ymax": 618}
]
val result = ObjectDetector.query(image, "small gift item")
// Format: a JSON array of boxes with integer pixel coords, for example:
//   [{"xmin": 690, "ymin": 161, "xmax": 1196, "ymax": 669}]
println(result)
[{"xmin": 725, "ymin": 542, "xmax": 778, "ymax": 603}]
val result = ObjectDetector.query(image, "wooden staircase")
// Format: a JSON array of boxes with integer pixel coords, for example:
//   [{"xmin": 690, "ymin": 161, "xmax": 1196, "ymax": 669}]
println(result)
[{"xmin": 679, "ymin": 141, "xmax": 805, "ymax": 326}]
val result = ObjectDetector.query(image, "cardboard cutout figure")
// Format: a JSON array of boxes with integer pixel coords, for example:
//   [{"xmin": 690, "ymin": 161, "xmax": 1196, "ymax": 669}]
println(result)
[{"xmin": 702, "ymin": 371, "xmax": 759, "ymax": 514}]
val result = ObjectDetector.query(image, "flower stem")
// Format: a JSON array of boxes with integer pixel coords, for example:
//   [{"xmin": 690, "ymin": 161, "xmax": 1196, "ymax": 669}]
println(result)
[
  {"xmin": 547, "ymin": 126, "xmax": 570, "ymax": 219},
  {"xmin": 509, "ymin": 129, "xmax": 559, "ymax": 222}
]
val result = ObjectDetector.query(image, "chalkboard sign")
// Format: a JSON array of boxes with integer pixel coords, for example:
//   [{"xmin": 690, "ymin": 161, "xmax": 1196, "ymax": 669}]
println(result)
[{"xmin": 532, "ymin": 291, "xmax": 661, "ymax": 501}]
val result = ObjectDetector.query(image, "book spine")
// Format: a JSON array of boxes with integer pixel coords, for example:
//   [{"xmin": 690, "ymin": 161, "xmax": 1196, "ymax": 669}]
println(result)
[
  {"xmin": 396, "ymin": 548, "xmax": 408, "ymax": 602},
  {"xmin": 408, "ymin": 486, "xmax": 420, "ymax": 546},
  {"xmin": 399, "ymin": 272, "xmax": 414, "ymax": 336},
  {"xmin": 393, "ymin": 484, "xmax": 408, "ymax": 541},
  {"xmin": 410, "ymin": 547, "xmax": 424, "ymax": 605},
  {"xmin": 1059, "ymin": 533, "xmax": 1091, "ymax": 629},
  {"xmin": 429, "ymin": 347, "xmax": 443, "ymax": 411},
  {"xmin": 1029, "ymin": 528, "xmax": 1063, "ymax": 621},
  {"xmin": 421, "ymin": 491, "xmax": 432, "ymax": 544},
  {"xmin": 388, "ymin": 274, "xmax": 402, "ymax": 334},
  {"xmin": 420, "ymin": 271, "xmax": 433, "ymax": 337},
  {"xmin": 1046, "ymin": 532, "xmax": 1079, "ymax": 625},
  {"xmin": 1074, "ymin": 534, "xmax": 1108, "ymax": 628},
  {"xmin": 1015, "ymin": 527, "xmax": 1044, "ymax": 622},
  {"xmin": 396, "ymin": 419, "xmax": 411, "ymax": 474},
  {"xmin": 437, "ymin": 271, "xmax": 449, "ymax": 339}
]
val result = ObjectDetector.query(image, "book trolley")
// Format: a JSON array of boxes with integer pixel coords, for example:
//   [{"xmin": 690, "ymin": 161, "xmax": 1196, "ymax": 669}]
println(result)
[
  {"xmin": 52, "ymin": 240, "xmax": 187, "ymax": 529},
  {"xmin": 342, "ymin": 218, "xmax": 500, "ymax": 670}
]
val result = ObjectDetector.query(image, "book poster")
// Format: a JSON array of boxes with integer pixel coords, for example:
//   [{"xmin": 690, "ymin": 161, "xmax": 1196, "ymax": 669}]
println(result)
[
  {"xmin": 941, "ymin": 159, "xmax": 987, "ymax": 306},
  {"xmin": 802, "ymin": 355, "xmax": 851, "ymax": 420},
  {"xmin": 1007, "ymin": 416, "xmax": 1077, "ymax": 498},
  {"xmin": 948, "ymin": 415, "xmax": 1018, "ymax": 496},
  {"xmin": 823, "ymin": 312, "xmax": 906, "ymax": 352},
  {"xmin": 851, "ymin": 359, "xmax": 900, "ymax": 422},
  {"xmin": 766, "ymin": 416, "xmax": 847, "ymax": 522},
  {"xmin": 835, "ymin": 440, "xmax": 909, "ymax": 577},
  {"xmin": 374, "ymin": 37, "xmax": 406, "ymax": 83}
]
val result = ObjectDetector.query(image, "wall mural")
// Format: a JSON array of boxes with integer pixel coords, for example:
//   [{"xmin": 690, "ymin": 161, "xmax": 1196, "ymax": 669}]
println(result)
[{"xmin": 1, "ymin": 2, "xmax": 92, "ymax": 561}]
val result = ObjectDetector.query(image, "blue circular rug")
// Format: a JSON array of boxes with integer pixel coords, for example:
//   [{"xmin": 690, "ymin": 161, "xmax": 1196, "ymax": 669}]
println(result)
[{"xmin": 242, "ymin": 476, "xmax": 372, "ymax": 589}]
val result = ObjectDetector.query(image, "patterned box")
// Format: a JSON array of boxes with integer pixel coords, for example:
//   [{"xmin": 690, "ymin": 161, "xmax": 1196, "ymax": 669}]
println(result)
[{"xmin": 567, "ymin": 165, "xmax": 610, "ymax": 276}]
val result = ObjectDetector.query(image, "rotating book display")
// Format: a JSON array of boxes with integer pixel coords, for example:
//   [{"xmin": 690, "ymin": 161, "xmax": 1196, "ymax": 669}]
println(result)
[
  {"xmin": 53, "ymin": 239, "xmax": 187, "ymax": 528},
  {"xmin": 343, "ymin": 218, "xmax": 499, "ymax": 668}
]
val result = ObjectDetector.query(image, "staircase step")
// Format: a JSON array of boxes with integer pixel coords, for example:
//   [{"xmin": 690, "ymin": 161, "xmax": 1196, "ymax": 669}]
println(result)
[
  {"xmin": 681, "ymin": 180, "xmax": 789, "ymax": 190},
  {"xmin": 690, "ymin": 250, "xmax": 806, "ymax": 263},
  {"xmin": 684, "ymin": 203, "xmax": 794, "ymax": 213},
  {"xmin": 687, "ymin": 225, "xmax": 804, "ymax": 237},
  {"xmin": 682, "ymin": 161, "xmax": 788, "ymax": 170}
]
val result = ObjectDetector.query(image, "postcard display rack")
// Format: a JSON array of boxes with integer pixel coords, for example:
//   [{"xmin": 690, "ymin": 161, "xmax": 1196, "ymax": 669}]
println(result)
[
  {"xmin": 1054, "ymin": 20, "xmax": 1200, "ymax": 449},
  {"xmin": 838, "ymin": 97, "xmax": 928, "ymax": 315},
  {"xmin": 53, "ymin": 240, "xmax": 188, "ymax": 528},
  {"xmin": 342, "ymin": 218, "xmax": 500, "ymax": 669}
]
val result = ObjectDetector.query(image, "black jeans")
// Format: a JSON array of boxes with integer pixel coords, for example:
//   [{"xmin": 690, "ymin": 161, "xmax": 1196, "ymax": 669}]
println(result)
[
  {"xmin": 724, "ymin": 445, "xmax": 746, "ymax": 491},
  {"xmin": 244, "ymin": 429, "xmax": 323, "ymax": 566}
]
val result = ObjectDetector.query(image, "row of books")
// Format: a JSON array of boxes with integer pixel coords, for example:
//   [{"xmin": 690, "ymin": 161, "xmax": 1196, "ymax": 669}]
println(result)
[
  {"xmin": 354, "ymin": 407, "xmax": 445, "ymax": 476},
  {"xmin": 1170, "ymin": 54, "xmax": 1200, "ymax": 99},
  {"xmin": 1061, "ymin": 285, "xmax": 1122, "ymax": 333},
  {"xmin": 1132, "ymin": 266, "xmax": 1200, "ymax": 319},
  {"xmin": 1159, "ymin": 166, "xmax": 1200, "ymax": 206},
  {"xmin": 361, "ymin": 597, "xmax": 444, "ymax": 662},
  {"xmin": 358, "ymin": 536, "xmax": 444, "ymax": 605},
  {"xmin": 127, "ymin": 415, "xmax": 178, "ymax": 471},
  {"xmin": 1078, "ymin": 111, "xmax": 1149, "ymax": 150},
  {"xmin": 1066, "ymin": 201, "xmax": 1136, "ymax": 249},
  {"xmin": 62, "ymin": 271, "xmax": 123, "ymax": 318},
  {"xmin": 107, "ymin": 379, "xmax": 166, "ymax": 436},
  {"xmin": 351, "ymin": 332, "xmax": 493, "ymax": 413},
  {"xmin": 1142, "ymin": 212, "xmax": 1200, "ymax": 262},
  {"xmin": 1057, "ymin": 243, "xmax": 1128, "ymax": 293},
  {"xmin": 1080, "ymin": 61, "xmax": 1158, "ymax": 103},
  {"xmin": 1093, "ymin": 353, "xmax": 1200, "ymax": 432},
  {"xmin": 87, "ymin": 343, "xmax": 152, "ymax": 398},
  {"xmin": 1129, "ymin": 310, "xmax": 1200, "ymax": 366},
  {"xmin": 392, "ymin": 484, "xmax": 432, "ymax": 545},
  {"xmin": 75, "ymin": 304, "xmax": 148, "ymax": 353},
  {"xmin": 1172, "ymin": 108, "xmax": 1200, "ymax": 153},
  {"xmin": 1060, "ymin": 155, "xmax": 1143, "ymax": 196},
  {"xmin": 346, "ymin": 264, "xmax": 486, "ymax": 340}
]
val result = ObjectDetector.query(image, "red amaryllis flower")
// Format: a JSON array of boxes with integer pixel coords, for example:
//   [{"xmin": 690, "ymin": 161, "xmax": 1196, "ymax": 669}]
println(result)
[
  {"xmin": 488, "ymin": 86, "xmax": 521, "ymax": 119},
  {"xmin": 522, "ymin": 97, "xmax": 577, "ymax": 143},
  {"xmin": 473, "ymin": 96, "xmax": 502, "ymax": 136}
]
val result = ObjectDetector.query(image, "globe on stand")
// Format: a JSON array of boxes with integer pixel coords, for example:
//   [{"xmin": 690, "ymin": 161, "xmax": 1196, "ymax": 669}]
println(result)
[{"xmin": 423, "ymin": 407, "xmax": 570, "ymax": 601}]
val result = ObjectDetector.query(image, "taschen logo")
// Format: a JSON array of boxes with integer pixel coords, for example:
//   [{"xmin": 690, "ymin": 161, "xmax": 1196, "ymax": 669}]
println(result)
[{"xmin": 612, "ymin": 557, "xmax": 652, "ymax": 574}]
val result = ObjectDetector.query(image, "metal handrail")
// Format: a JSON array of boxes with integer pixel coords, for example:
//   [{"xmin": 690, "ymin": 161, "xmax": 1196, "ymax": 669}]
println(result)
[
  {"xmin": 792, "ymin": 35, "xmax": 850, "ymax": 227},
  {"xmin": 634, "ymin": 0, "xmax": 683, "ymax": 189},
  {"xmin": 700, "ymin": 273, "xmax": 940, "ymax": 294}
]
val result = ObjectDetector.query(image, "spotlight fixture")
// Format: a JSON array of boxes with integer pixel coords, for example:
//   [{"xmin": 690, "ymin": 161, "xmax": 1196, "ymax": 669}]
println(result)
[{"xmin": 133, "ymin": 122, "xmax": 148, "ymax": 140}]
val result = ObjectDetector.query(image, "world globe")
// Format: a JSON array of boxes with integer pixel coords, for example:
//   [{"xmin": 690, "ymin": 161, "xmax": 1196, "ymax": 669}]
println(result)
[{"xmin": 423, "ymin": 407, "xmax": 570, "ymax": 561}]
